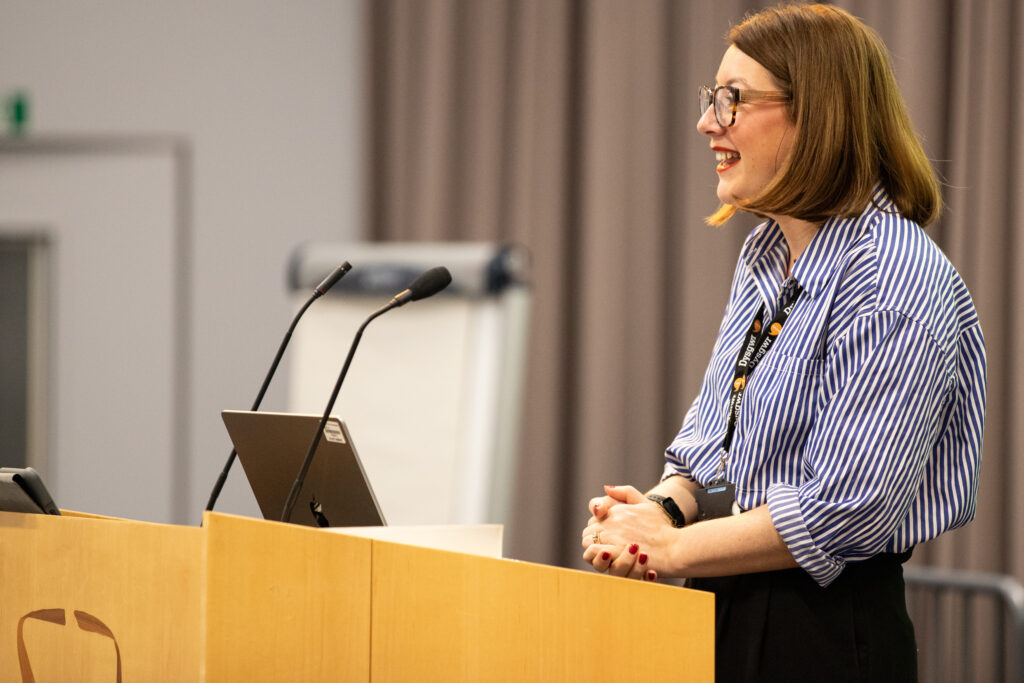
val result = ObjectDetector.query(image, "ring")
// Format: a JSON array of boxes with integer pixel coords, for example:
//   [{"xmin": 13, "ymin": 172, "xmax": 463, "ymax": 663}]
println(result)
[{"xmin": 592, "ymin": 531, "xmax": 601, "ymax": 544}]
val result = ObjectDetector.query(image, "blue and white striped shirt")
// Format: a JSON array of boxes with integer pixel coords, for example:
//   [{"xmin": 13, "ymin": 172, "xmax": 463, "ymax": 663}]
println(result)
[{"xmin": 665, "ymin": 187, "xmax": 986, "ymax": 587}]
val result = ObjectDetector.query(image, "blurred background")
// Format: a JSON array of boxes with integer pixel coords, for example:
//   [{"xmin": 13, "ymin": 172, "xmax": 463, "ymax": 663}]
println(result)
[{"xmin": 1, "ymin": 0, "xmax": 1021, "ymax": 647}]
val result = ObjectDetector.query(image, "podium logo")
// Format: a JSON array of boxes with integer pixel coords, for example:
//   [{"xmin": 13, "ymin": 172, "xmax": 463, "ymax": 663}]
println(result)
[{"xmin": 17, "ymin": 608, "xmax": 121, "ymax": 683}]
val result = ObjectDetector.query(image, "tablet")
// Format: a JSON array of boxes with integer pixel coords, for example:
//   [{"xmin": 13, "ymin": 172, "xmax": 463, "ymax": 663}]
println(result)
[{"xmin": 0, "ymin": 467, "xmax": 60, "ymax": 515}]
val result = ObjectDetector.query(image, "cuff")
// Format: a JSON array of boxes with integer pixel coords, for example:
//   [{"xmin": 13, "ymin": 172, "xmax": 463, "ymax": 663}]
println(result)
[
  {"xmin": 661, "ymin": 462, "xmax": 688, "ymax": 482},
  {"xmin": 766, "ymin": 483, "xmax": 845, "ymax": 587}
]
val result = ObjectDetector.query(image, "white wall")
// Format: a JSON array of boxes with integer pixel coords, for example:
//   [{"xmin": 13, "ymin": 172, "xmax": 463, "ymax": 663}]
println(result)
[{"xmin": 0, "ymin": 0, "xmax": 365, "ymax": 523}]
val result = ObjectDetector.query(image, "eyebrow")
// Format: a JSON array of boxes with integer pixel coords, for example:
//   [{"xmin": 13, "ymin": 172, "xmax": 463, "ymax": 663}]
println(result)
[{"xmin": 717, "ymin": 77, "xmax": 753, "ymax": 88}]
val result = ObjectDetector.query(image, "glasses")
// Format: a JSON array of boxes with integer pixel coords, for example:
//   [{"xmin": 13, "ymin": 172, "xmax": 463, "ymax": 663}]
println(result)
[{"xmin": 698, "ymin": 85, "xmax": 791, "ymax": 127}]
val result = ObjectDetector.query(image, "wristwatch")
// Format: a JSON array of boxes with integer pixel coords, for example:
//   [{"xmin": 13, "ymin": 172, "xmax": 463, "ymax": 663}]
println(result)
[{"xmin": 646, "ymin": 494, "xmax": 687, "ymax": 528}]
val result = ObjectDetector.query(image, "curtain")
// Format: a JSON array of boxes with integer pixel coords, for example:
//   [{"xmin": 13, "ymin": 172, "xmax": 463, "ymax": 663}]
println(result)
[{"xmin": 365, "ymin": 0, "xmax": 1024, "ymax": 594}]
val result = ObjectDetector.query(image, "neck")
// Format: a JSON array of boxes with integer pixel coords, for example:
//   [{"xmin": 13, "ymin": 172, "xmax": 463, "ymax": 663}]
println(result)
[{"xmin": 772, "ymin": 214, "xmax": 820, "ymax": 277}]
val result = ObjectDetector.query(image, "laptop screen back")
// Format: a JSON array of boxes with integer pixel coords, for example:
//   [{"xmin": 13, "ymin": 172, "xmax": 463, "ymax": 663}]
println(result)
[{"xmin": 221, "ymin": 410, "xmax": 385, "ymax": 528}]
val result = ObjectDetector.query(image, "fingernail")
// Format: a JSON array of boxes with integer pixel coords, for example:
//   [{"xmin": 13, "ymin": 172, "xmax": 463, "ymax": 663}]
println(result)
[
  {"xmin": 638, "ymin": 553, "xmax": 648, "ymax": 565},
  {"xmin": 629, "ymin": 543, "xmax": 639, "ymax": 555},
  {"xmin": 600, "ymin": 551, "xmax": 610, "ymax": 561},
  {"xmin": 646, "ymin": 570, "xmax": 656, "ymax": 581},
  {"xmin": 593, "ymin": 504, "xmax": 600, "ymax": 514}
]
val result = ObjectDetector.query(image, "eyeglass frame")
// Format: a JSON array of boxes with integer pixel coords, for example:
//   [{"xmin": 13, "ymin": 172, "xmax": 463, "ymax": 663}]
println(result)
[{"xmin": 698, "ymin": 84, "xmax": 791, "ymax": 128}]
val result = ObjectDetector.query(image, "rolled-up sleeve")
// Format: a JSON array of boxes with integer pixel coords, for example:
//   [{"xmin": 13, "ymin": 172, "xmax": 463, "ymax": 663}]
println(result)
[{"xmin": 766, "ymin": 309, "xmax": 976, "ymax": 587}]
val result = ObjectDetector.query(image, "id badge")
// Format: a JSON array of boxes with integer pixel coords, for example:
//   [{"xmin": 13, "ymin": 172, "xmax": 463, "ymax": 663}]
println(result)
[{"xmin": 694, "ymin": 482, "xmax": 741, "ymax": 521}]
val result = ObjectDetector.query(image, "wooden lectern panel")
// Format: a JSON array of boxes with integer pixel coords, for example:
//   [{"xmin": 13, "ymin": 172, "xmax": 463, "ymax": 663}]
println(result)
[
  {"xmin": 1, "ymin": 511, "xmax": 714, "ymax": 681},
  {"xmin": 370, "ymin": 541, "xmax": 714, "ymax": 681},
  {"xmin": 202, "ymin": 512, "xmax": 373, "ymax": 682},
  {"xmin": 0, "ymin": 510, "xmax": 203, "ymax": 681}
]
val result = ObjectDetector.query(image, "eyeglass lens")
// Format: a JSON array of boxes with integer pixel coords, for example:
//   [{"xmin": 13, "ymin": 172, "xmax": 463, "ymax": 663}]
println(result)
[{"xmin": 698, "ymin": 86, "xmax": 736, "ymax": 127}]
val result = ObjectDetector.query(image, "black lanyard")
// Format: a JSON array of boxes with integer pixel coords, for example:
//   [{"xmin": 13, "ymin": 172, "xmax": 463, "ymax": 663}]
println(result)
[{"xmin": 713, "ymin": 287, "xmax": 803, "ymax": 481}]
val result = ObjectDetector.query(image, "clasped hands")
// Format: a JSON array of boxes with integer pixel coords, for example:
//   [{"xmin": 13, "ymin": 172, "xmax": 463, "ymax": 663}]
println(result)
[{"xmin": 581, "ymin": 484, "xmax": 676, "ymax": 582}]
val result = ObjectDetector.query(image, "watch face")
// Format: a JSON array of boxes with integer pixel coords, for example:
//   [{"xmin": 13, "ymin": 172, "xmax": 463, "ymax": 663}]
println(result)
[{"xmin": 648, "ymin": 494, "xmax": 685, "ymax": 527}]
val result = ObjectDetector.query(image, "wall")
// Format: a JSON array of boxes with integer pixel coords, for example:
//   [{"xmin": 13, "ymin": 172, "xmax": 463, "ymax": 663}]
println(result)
[{"xmin": 0, "ymin": 0, "xmax": 365, "ymax": 522}]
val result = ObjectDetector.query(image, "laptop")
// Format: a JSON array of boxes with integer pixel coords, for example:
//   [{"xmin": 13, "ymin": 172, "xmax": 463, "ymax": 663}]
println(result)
[{"xmin": 221, "ymin": 410, "xmax": 385, "ymax": 528}]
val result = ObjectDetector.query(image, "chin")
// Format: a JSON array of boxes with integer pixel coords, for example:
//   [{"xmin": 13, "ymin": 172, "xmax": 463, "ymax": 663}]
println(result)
[
  {"xmin": 716, "ymin": 185, "xmax": 738, "ymax": 206},
  {"xmin": 717, "ymin": 178, "xmax": 753, "ymax": 208}
]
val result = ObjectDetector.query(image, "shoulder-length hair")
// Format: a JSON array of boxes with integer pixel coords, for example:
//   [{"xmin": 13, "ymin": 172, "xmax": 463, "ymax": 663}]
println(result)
[{"xmin": 709, "ymin": 3, "xmax": 942, "ymax": 227}]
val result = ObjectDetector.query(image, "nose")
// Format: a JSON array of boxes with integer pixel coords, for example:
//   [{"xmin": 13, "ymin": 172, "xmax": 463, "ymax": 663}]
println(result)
[{"xmin": 697, "ymin": 103, "xmax": 723, "ymax": 136}]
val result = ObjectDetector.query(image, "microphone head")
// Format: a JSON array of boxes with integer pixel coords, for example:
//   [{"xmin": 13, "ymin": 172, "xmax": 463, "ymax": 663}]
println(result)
[
  {"xmin": 314, "ymin": 261, "xmax": 352, "ymax": 296},
  {"xmin": 408, "ymin": 266, "xmax": 452, "ymax": 301}
]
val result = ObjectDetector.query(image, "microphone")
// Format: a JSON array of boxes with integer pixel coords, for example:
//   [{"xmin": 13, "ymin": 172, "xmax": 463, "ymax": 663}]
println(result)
[
  {"xmin": 203, "ymin": 261, "xmax": 352, "ymax": 515},
  {"xmin": 279, "ymin": 265, "xmax": 452, "ymax": 524},
  {"xmin": 314, "ymin": 263, "xmax": 352, "ymax": 297},
  {"xmin": 389, "ymin": 265, "xmax": 454, "ymax": 307}
]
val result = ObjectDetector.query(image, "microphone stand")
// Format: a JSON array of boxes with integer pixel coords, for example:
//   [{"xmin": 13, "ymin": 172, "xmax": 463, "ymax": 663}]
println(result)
[
  {"xmin": 204, "ymin": 263, "xmax": 351, "ymax": 516},
  {"xmin": 279, "ymin": 303, "xmax": 393, "ymax": 523},
  {"xmin": 279, "ymin": 265, "xmax": 451, "ymax": 524}
]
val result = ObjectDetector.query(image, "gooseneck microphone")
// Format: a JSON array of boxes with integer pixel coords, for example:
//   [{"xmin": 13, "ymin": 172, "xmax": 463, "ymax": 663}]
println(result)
[
  {"xmin": 204, "ymin": 261, "xmax": 352, "ymax": 515},
  {"xmin": 279, "ymin": 266, "xmax": 452, "ymax": 523}
]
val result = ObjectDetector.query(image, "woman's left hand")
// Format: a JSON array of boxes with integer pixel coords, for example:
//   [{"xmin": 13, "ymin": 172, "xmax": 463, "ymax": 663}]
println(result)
[{"xmin": 582, "ymin": 539, "xmax": 656, "ymax": 581}]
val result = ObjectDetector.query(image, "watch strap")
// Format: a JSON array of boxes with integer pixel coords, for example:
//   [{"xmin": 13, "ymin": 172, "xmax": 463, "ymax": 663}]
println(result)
[{"xmin": 646, "ymin": 494, "xmax": 687, "ymax": 528}]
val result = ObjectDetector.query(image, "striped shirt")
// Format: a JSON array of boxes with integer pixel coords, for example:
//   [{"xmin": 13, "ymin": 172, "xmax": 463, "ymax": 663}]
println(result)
[{"xmin": 665, "ymin": 187, "xmax": 986, "ymax": 587}]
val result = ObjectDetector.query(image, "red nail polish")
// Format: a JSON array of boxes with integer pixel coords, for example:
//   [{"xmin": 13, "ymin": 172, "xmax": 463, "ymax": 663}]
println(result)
[
  {"xmin": 638, "ymin": 553, "xmax": 648, "ymax": 565},
  {"xmin": 629, "ymin": 543, "xmax": 639, "ymax": 555},
  {"xmin": 646, "ymin": 570, "xmax": 656, "ymax": 581},
  {"xmin": 593, "ymin": 504, "xmax": 600, "ymax": 514},
  {"xmin": 600, "ymin": 551, "xmax": 610, "ymax": 561}
]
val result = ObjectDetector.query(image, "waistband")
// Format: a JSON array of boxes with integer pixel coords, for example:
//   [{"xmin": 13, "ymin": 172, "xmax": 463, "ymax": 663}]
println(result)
[
  {"xmin": 691, "ymin": 548, "xmax": 914, "ymax": 593},
  {"xmin": 833, "ymin": 549, "xmax": 913, "ymax": 584}
]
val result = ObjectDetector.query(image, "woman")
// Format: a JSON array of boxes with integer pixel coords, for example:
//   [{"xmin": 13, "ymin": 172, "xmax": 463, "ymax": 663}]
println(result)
[{"xmin": 581, "ymin": 5, "xmax": 985, "ymax": 681}]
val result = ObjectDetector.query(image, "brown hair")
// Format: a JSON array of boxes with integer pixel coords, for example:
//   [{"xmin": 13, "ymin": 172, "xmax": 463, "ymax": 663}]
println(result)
[{"xmin": 708, "ymin": 3, "xmax": 942, "ymax": 227}]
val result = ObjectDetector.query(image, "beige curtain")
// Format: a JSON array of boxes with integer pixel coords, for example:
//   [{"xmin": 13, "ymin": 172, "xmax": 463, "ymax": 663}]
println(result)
[{"xmin": 365, "ymin": 0, "xmax": 1023, "ymax": 590}]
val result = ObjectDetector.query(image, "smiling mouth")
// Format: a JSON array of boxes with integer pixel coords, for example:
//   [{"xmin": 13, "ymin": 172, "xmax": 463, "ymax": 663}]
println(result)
[{"xmin": 716, "ymin": 150, "xmax": 740, "ymax": 172}]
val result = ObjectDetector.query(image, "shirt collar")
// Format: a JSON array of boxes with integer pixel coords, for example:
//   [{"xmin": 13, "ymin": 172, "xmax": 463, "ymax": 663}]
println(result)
[{"xmin": 742, "ymin": 184, "xmax": 895, "ymax": 300}]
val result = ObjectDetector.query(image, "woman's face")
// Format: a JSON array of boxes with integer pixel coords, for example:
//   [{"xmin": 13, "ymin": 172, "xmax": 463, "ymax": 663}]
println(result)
[{"xmin": 697, "ymin": 46, "xmax": 795, "ymax": 208}]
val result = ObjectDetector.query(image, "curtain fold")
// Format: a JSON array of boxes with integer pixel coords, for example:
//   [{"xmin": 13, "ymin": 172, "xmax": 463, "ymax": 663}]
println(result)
[{"xmin": 365, "ymin": 0, "xmax": 1024, "ymax": 591}]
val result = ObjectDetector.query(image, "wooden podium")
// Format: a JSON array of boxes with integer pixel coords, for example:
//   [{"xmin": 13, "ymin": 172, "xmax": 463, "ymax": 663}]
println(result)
[{"xmin": 0, "ymin": 510, "xmax": 713, "ymax": 681}]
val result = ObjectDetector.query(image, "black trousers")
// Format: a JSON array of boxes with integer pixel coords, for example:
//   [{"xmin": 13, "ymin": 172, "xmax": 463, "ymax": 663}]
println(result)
[{"xmin": 690, "ymin": 551, "xmax": 917, "ymax": 683}]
